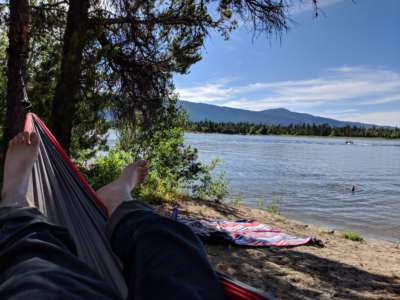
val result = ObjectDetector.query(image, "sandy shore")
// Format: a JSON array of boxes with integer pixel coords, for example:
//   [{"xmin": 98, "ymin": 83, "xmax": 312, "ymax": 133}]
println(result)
[{"xmin": 153, "ymin": 198, "xmax": 400, "ymax": 300}]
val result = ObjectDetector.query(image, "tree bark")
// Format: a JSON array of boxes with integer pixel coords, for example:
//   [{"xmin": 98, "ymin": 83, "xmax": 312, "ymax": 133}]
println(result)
[
  {"xmin": 3, "ymin": 0, "xmax": 30, "ymax": 152},
  {"xmin": 49, "ymin": 0, "xmax": 90, "ymax": 153}
]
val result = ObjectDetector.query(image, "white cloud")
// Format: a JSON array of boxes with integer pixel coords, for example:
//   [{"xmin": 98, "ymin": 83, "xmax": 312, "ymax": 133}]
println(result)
[
  {"xmin": 289, "ymin": 0, "xmax": 344, "ymax": 15},
  {"xmin": 336, "ymin": 112, "xmax": 400, "ymax": 127},
  {"xmin": 364, "ymin": 94, "xmax": 400, "ymax": 105},
  {"xmin": 176, "ymin": 66, "xmax": 400, "ymax": 125},
  {"xmin": 177, "ymin": 66, "xmax": 400, "ymax": 109},
  {"xmin": 322, "ymin": 108, "xmax": 357, "ymax": 115},
  {"xmin": 177, "ymin": 83, "xmax": 234, "ymax": 102}
]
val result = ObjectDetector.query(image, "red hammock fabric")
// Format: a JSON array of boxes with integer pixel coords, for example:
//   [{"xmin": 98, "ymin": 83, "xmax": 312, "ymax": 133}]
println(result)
[{"xmin": 24, "ymin": 112, "xmax": 274, "ymax": 300}]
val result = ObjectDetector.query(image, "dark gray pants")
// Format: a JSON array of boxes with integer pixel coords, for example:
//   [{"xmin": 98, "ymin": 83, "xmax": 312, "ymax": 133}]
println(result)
[{"xmin": 0, "ymin": 201, "xmax": 225, "ymax": 300}]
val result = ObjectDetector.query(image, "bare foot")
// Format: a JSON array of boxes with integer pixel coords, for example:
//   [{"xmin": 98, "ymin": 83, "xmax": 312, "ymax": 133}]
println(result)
[
  {"xmin": 1, "ymin": 132, "xmax": 40, "ymax": 207},
  {"xmin": 96, "ymin": 160, "xmax": 148, "ymax": 215}
]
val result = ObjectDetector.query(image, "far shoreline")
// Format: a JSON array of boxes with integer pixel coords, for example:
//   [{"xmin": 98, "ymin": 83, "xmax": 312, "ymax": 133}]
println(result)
[{"xmin": 185, "ymin": 130, "xmax": 400, "ymax": 140}]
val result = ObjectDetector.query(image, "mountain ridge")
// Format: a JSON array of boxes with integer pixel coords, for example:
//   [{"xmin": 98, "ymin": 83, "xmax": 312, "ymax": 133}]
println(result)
[{"xmin": 179, "ymin": 100, "xmax": 375, "ymax": 128}]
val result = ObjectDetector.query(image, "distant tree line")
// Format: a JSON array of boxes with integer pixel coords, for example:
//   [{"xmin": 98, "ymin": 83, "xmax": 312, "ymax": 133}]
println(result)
[{"xmin": 186, "ymin": 121, "xmax": 400, "ymax": 139}]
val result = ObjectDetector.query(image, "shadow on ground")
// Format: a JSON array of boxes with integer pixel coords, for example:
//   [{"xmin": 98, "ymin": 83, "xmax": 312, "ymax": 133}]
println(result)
[
  {"xmin": 154, "ymin": 197, "xmax": 243, "ymax": 219},
  {"xmin": 207, "ymin": 244, "xmax": 400, "ymax": 300}
]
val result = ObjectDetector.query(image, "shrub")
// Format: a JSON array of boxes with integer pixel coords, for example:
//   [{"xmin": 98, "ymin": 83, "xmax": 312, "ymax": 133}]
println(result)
[
  {"xmin": 266, "ymin": 194, "xmax": 281, "ymax": 215},
  {"xmin": 122, "ymin": 105, "xmax": 229, "ymax": 201},
  {"xmin": 256, "ymin": 198, "xmax": 265, "ymax": 210},
  {"xmin": 342, "ymin": 231, "xmax": 364, "ymax": 242},
  {"xmin": 77, "ymin": 102, "xmax": 229, "ymax": 202},
  {"xmin": 79, "ymin": 149, "xmax": 134, "ymax": 190},
  {"xmin": 191, "ymin": 160, "xmax": 229, "ymax": 201},
  {"xmin": 80, "ymin": 147, "xmax": 228, "ymax": 202},
  {"xmin": 266, "ymin": 197, "xmax": 281, "ymax": 215},
  {"xmin": 255, "ymin": 196, "xmax": 281, "ymax": 214},
  {"xmin": 230, "ymin": 195, "xmax": 242, "ymax": 206}
]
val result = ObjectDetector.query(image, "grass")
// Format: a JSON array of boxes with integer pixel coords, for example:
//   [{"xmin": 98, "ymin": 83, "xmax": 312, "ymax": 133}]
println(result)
[
  {"xmin": 342, "ymin": 231, "xmax": 364, "ymax": 242},
  {"xmin": 266, "ymin": 199, "xmax": 281, "ymax": 215},
  {"xmin": 230, "ymin": 196, "xmax": 242, "ymax": 206},
  {"xmin": 256, "ymin": 198, "xmax": 265, "ymax": 210},
  {"xmin": 229, "ymin": 194, "xmax": 282, "ymax": 214},
  {"xmin": 256, "ymin": 197, "xmax": 281, "ymax": 215}
]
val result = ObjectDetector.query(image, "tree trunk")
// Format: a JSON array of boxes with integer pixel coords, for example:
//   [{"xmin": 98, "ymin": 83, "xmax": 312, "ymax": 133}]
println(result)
[
  {"xmin": 49, "ymin": 0, "xmax": 90, "ymax": 153},
  {"xmin": 3, "ymin": 0, "xmax": 30, "ymax": 152}
]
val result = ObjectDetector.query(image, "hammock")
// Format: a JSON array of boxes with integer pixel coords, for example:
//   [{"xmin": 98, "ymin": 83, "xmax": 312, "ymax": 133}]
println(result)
[{"xmin": 24, "ymin": 113, "xmax": 275, "ymax": 300}]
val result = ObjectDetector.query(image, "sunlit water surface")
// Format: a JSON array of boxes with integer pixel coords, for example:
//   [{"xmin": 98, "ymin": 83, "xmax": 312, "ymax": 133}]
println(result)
[{"xmin": 184, "ymin": 133, "xmax": 400, "ymax": 242}]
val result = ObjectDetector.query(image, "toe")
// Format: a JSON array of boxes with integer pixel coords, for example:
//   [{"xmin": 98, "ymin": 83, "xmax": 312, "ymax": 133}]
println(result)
[
  {"xmin": 17, "ymin": 132, "xmax": 26, "ymax": 144},
  {"xmin": 30, "ymin": 132, "xmax": 39, "ymax": 147},
  {"xmin": 22, "ymin": 132, "xmax": 30, "ymax": 144}
]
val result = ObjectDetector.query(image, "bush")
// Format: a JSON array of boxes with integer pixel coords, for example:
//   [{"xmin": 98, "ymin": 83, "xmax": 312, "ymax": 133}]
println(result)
[
  {"xmin": 79, "ymin": 146, "xmax": 228, "ymax": 202},
  {"xmin": 255, "ymin": 196, "xmax": 281, "ymax": 214},
  {"xmin": 256, "ymin": 198, "xmax": 265, "ymax": 210},
  {"xmin": 77, "ymin": 100, "xmax": 229, "ymax": 202},
  {"xmin": 342, "ymin": 231, "xmax": 364, "ymax": 242},
  {"xmin": 230, "ymin": 195, "xmax": 242, "ymax": 206},
  {"xmin": 266, "ymin": 200, "xmax": 281, "ymax": 215},
  {"xmin": 78, "ymin": 149, "xmax": 134, "ymax": 191},
  {"xmin": 78, "ymin": 146, "xmax": 183, "ymax": 201},
  {"xmin": 191, "ymin": 159, "xmax": 229, "ymax": 201}
]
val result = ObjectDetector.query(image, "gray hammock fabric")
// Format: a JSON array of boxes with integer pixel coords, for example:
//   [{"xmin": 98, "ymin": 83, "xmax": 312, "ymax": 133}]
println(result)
[{"xmin": 26, "ymin": 114, "xmax": 127, "ymax": 298}]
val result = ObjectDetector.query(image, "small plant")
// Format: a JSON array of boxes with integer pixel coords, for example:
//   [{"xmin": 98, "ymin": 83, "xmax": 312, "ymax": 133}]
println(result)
[
  {"xmin": 266, "ymin": 198, "xmax": 281, "ymax": 215},
  {"xmin": 256, "ymin": 198, "xmax": 265, "ymax": 210},
  {"xmin": 230, "ymin": 196, "xmax": 242, "ymax": 206},
  {"xmin": 256, "ymin": 195, "xmax": 281, "ymax": 215},
  {"xmin": 79, "ymin": 148, "xmax": 134, "ymax": 190},
  {"xmin": 342, "ymin": 231, "xmax": 364, "ymax": 242},
  {"xmin": 192, "ymin": 159, "xmax": 229, "ymax": 202}
]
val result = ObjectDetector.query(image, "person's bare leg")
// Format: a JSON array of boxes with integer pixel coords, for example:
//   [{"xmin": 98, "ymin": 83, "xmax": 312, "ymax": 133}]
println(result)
[
  {"xmin": 1, "ymin": 132, "xmax": 40, "ymax": 207},
  {"xmin": 96, "ymin": 160, "xmax": 148, "ymax": 215}
]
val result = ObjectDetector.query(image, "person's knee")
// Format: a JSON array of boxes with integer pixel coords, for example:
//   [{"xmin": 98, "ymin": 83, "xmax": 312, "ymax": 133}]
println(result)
[{"xmin": 0, "ymin": 206, "xmax": 77, "ymax": 256}]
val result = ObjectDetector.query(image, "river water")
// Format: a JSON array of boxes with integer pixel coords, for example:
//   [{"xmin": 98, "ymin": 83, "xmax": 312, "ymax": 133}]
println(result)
[{"xmin": 184, "ymin": 133, "xmax": 400, "ymax": 242}]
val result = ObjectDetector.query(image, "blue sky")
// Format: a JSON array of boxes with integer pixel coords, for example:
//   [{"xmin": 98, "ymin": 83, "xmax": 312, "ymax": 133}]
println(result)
[{"xmin": 174, "ymin": 0, "xmax": 400, "ymax": 127}]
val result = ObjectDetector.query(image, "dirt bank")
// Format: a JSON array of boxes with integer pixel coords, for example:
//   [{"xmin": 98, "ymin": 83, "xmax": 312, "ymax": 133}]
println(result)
[{"xmin": 153, "ymin": 198, "xmax": 400, "ymax": 300}]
